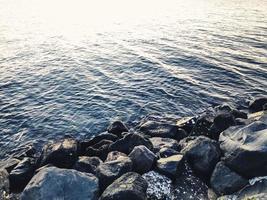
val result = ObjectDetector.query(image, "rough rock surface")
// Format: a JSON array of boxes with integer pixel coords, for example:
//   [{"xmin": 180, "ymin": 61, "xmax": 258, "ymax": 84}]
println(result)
[
  {"xmin": 0, "ymin": 169, "xmax": 9, "ymax": 199},
  {"xmin": 129, "ymin": 145, "xmax": 156, "ymax": 174},
  {"xmin": 210, "ymin": 161, "xmax": 248, "ymax": 195},
  {"xmin": 180, "ymin": 136, "xmax": 221, "ymax": 178},
  {"xmin": 158, "ymin": 147, "xmax": 179, "ymax": 158},
  {"xmin": 0, "ymin": 158, "xmax": 20, "ymax": 173},
  {"xmin": 249, "ymin": 97, "xmax": 267, "ymax": 113},
  {"xmin": 74, "ymin": 156, "xmax": 102, "ymax": 174},
  {"xmin": 149, "ymin": 137, "xmax": 179, "ymax": 153},
  {"xmin": 21, "ymin": 167, "xmax": 99, "ymax": 200},
  {"xmin": 105, "ymin": 151, "xmax": 127, "ymax": 162},
  {"xmin": 107, "ymin": 121, "xmax": 128, "ymax": 136},
  {"xmin": 219, "ymin": 121, "xmax": 267, "ymax": 178},
  {"xmin": 109, "ymin": 133, "xmax": 153, "ymax": 154},
  {"xmin": 96, "ymin": 156, "xmax": 132, "ymax": 190},
  {"xmin": 38, "ymin": 138, "xmax": 78, "ymax": 168},
  {"xmin": 100, "ymin": 172, "xmax": 148, "ymax": 200},
  {"xmin": 236, "ymin": 178, "xmax": 267, "ymax": 199}
]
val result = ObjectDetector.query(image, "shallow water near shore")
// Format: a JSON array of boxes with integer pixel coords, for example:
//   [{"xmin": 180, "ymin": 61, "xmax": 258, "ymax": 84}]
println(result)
[{"xmin": 0, "ymin": 0, "xmax": 267, "ymax": 158}]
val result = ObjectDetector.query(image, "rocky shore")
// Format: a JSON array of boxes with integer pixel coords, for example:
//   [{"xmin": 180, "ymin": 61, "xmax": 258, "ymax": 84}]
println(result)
[{"xmin": 1, "ymin": 97, "xmax": 267, "ymax": 200}]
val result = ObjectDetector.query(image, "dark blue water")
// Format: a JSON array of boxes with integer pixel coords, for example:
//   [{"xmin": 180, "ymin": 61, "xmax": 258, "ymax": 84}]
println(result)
[{"xmin": 0, "ymin": 0, "xmax": 267, "ymax": 158}]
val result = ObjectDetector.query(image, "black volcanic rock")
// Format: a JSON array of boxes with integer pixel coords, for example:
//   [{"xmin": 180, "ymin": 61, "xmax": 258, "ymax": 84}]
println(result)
[
  {"xmin": 100, "ymin": 172, "xmax": 148, "ymax": 200},
  {"xmin": 107, "ymin": 121, "xmax": 128, "ymax": 137},
  {"xmin": 249, "ymin": 97, "xmax": 267, "ymax": 113}
]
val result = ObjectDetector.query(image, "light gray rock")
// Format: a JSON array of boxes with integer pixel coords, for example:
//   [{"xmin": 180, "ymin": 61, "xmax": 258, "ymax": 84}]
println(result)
[
  {"xmin": 21, "ymin": 167, "xmax": 99, "ymax": 200},
  {"xmin": 0, "ymin": 169, "xmax": 9, "ymax": 199}
]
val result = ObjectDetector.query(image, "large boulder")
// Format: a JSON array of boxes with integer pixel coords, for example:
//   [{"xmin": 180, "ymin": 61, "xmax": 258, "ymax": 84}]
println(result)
[
  {"xmin": 249, "ymin": 97, "xmax": 267, "ymax": 113},
  {"xmin": 21, "ymin": 167, "xmax": 99, "ymax": 200},
  {"xmin": 107, "ymin": 121, "xmax": 128, "ymax": 137},
  {"xmin": 0, "ymin": 169, "xmax": 9, "ymax": 199},
  {"xmin": 156, "ymin": 154, "xmax": 184, "ymax": 179},
  {"xmin": 129, "ymin": 145, "xmax": 156, "ymax": 174},
  {"xmin": 219, "ymin": 121, "xmax": 267, "ymax": 178},
  {"xmin": 9, "ymin": 157, "xmax": 36, "ymax": 192},
  {"xmin": 109, "ymin": 133, "xmax": 153, "ymax": 154},
  {"xmin": 100, "ymin": 172, "xmax": 148, "ymax": 200},
  {"xmin": 73, "ymin": 156, "xmax": 102, "ymax": 175},
  {"xmin": 37, "ymin": 138, "xmax": 78, "ymax": 168},
  {"xmin": 210, "ymin": 162, "xmax": 248, "ymax": 195},
  {"xmin": 149, "ymin": 137, "xmax": 179, "ymax": 153},
  {"xmin": 180, "ymin": 136, "xmax": 221, "ymax": 178},
  {"xmin": 96, "ymin": 156, "xmax": 132, "ymax": 190},
  {"xmin": 139, "ymin": 120, "xmax": 187, "ymax": 140}
]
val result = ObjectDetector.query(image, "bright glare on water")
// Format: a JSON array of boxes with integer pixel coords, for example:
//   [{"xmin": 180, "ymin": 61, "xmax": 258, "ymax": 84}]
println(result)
[{"xmin": 0, "ymin": 0, "xmax": 266, "ymax": 158}]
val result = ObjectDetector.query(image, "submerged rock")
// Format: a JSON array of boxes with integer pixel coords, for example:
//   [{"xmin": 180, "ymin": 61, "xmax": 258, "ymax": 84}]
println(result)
[
  {"xmin": 149, "ymin": 137, "xmax": 179, "ymax": 153},
  {"xmin": 21, "ymin": 167, "xmax": 99, "ymax": 200},
  {"xmin": 96, "ymin": 156, "xmax": 132, "ymax": 191},
  {"xmin": 249, "ymin": 97, "xmax": 267, "ymax": 113},
  {"xmin": 107, "ymin": 121, "xmax": 128, "ymax": 137},
  {"xmin": 74, "ymin": 156, "xmax": 102, "ymax": 175},
  {"xmin": 9, "ymin": 157, "xmax": 36, "ymax": 192},
  {"xmin": 210, "ymin": 161, "xmax": 248, "ymax": 195},
  {"xmin": 109, "ymin": 133, "xmax": 153, "ymax": 154},
  {"xmin": 219, "ymin": 121, "xmax": 267, "ymax": 178},
  {"xmin": 37, "ymin": 138, "xmax": 78, "ymax": 168},
  {"xmin": 100, "ymin": 172, "xmax": 148, "ymax": 200}
]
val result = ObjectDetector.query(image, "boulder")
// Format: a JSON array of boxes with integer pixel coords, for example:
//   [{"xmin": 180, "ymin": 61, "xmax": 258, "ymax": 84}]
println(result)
[
  {"xmin": 129, "ymin": 145, "xmax": 156, "ymax": 174},
  {"xmin": 156, "ymin": 154, "xmax": 184, "ymax": 179},
  {"xmin": 149, "ymin": 137, "xmax": 179, "ymax": 153},
  {"xmin": 190, "ymin": 115, "xmax": 213, "ymax": 137},
  {"xmin": 9, "ymin": 157, "xmax": 36, "ymax": 192},
  {"xmin": 0, "ymin": 158, "xmax": 20, "ymax": 173},
  {"xmin": 231, "ymin": 109, "xmax": 247, "ymax": 119},
  {"xmin": 236, "ymin": 178, "xmax": 267, "ymax": 199},
  {"xmin": 107, "ymin": 121, "xmax": 128, "ymax": 137},
  {"xmin": 79, "ymin": 133, "xmax": 118, "ymax": 154},
  {"xmin": 180, "ymin": 136, "xmax": 221, "ymax": 178},
  {"xmin": 37, "ymin": 138, "xmax": 78, "ymax": 168},
  {"xmin": 176, "ymin": 117, "xmax": 197, "ymax": 134},
  {"xmin": 219, "ymin": 121, "xmax": 267, "ymax": 178},
  {"xmin": 158, "ymin": 147, "xmax": 179, "ymax": 158},
  {"xmin": 0, "ymin": 169, "xmax": 9, "ymax": 199},
  {"xmin": 139, "ymin": 120, "xmax": 187, "ymax": 140},
  {"xmin": 249, "ymin": 97, "xmax": 267, "ymax": 113},
  {"xmin": 96, "ymin": 156, "xmax": 132, "ymax": 190},
  {"xmin": 210, "ymin": 161, "xmax": 248, "ymax": 195},
  {"xmin": 21, "ymin": 167, "xmax": 99, "ymax": 200},
  {"xmin": 105, "ymin": 151, "xmax": 127, "ymax": 162},
  {"xmin": 74, "ymin": 156, "xmax": 102, "ymax": 175},
  {"xmin": 85, "ymin": 143, "xmax": 110, "ymax": 161},
  {"xmin": 109, "ymin": 133, "xmax": 153, "ymax": 154},
  {"xmin": 100, "ymin": 172, "xmax": 148, "ymax": 200}
]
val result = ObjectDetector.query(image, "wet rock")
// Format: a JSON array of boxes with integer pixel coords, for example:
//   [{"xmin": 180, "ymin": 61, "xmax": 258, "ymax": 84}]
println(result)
[
  {"xmin": 74, "ymin": 156, "xmax": 102, "ymax": 174},
  {"xmin": 96, "ymin": 156, "xmax": 132, "ymax": 191},
  {"xmin": 21, "ymin": 167, "xmax": 99, "ymax": 200},
  {"xmin": 85, "ymin": 143, "xmax": 110, "ymax": 161},
  {"xmin": 156, "ymin": 154, "xmax": 184, "ymax": 179},
  {"xmin": 139, "ymin": 120, "xmax": 187, "ymax": 140},
  {"xmin": 219, "ymin": 121, "xmax": 267, "ymax": 178},
  {"xmin": 38, "ymin": 138, "xmax": 78, "ymax": 168},
  {"xmin": 107, "ymin": 121, "xmax": 128, "ymax": 137},
  {"xmin": 210, "ymin": 161, "xmax": 248, "ymax": 195},
  {"xmin": 236, "ymin": 178, "xmax": 267, "ymax": 199},
  {"xmin": 149, "ymin": 137, "xmax": 179, "ymax": 153},
  {"xmin": 109, "ymin": 133, "xmax": 153, "ymax": 154},
  {"xmin": 0, "ymin": 158, "xmax": 20, "ymax": 173},
  {"xmin": 0, "ymin": 169, "xmax": 9, "ymax": 199},
  {"xmin": 9, "ymin": 157, "xmax": 36, "ymax": 192},
  {"xmin": 180, "ymin": 136, "xmax": 221, "ymax": 179},
  {"xmin": 105, "ymin": 151, "xmax": 127, "ymax": 162},
  {"xmin": 100, "ymin": 172, "xmax": 148, "ymax": 200},
  {"xmin": 129, "ymin": 145, "xmax": 156, "ymax": 174},
  {"xmin": 79, "ymin": 133, "xmax": 118, "ymax": 154},
  {"xmin": 159, "ymin": 147, "xmax": 179, "ymax": 158},
  {"xmin": 249, "ymin": 97, "xmax": 267, "ymax": 113}
]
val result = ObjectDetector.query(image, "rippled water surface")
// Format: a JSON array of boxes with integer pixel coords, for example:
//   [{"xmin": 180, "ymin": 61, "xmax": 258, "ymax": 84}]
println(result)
[{"xmin": 0, "ymin": 0, "xmax": 266, "ymax": 158}]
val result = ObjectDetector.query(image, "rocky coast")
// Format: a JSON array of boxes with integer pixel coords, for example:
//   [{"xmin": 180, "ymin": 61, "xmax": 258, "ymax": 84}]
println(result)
[{"xmin": 1, "ymin": 97, "xmax": 267, "ymax": 200}]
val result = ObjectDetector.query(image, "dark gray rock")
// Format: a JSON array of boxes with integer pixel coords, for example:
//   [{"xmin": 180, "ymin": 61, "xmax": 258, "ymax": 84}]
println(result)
[
  {"xmin": 176, "ymin": 117, "xmax": 197, "ymax": 134},
  {"xmin": 96, "ymin": 156, "xmax": 132, "ymax": 191},
  {"xmin": 109, "ymin": 133, "xmax": 153, "ymax": 154},
  {"xmin": 219, "ymin": 121, "xmax": 267, "ymax": 178},
  {"xmin": 100, "ymin": 172, "xmax": 148, "ymax": 200},
  {"xmin": 190, "ymin": 115, "xmax": 213, "ymax": 137},
  {"xmin": 38, "ymin": 138, "xmax": 78, "ymax": 168},
  {"xmin": 180, "ymin": 136, "xmax": 221, "ymax": 178},
  {"xmin": 210, "ymin": 161, "xmax": 248, "ymax": 195},
  {"xmin": 105, "ymin": 151, "xmax": 127, "ymax": 162},
  {"xmin": 139, "ymin": 120, "xmax": 187, "ymax": 140},
  {"xmin": 231, "ymin": 109, "xmax": 247, "ymax": 119},
  {"xmin": 107, "ymin": 121, "xmax": 128, "ymax": 137},
  {"xmin": 158, "ymin": 147, "xmax": 179, "ymax": 158},
  {"xmin": 0, "ymin": 169, "xmax": 9, "ymax": 199},
  {"xmin": 149, "ymin": 137, "xmax": 179, "ymax": 153},
  {"xmin": 21, "ymin": 167, "xmax": 99, "ymax": 200},
  {"xmin": 129, "ymin": 145, "xmax": 156, "ymax": 174},
  {"xmin": 249, "ymin": 97, "xmax": 267, "ymax": 113},
  {"xmin": 85, "ymin": 143, "xmax": 110, "ymax": 161},
  {"xmin": 74, "ymin": 156, "xmax": 102, "ymax": 174},
  {"xmin": 156, "ymin": 154, "xmax": 184, "ymax": 179},
  {"xmin": 9, "ymin": 157, "xmax": 36, "ymax": 192},
  {"xmin": 0, "ymin": 158, "xmax": 20, "ymax": 173}
]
